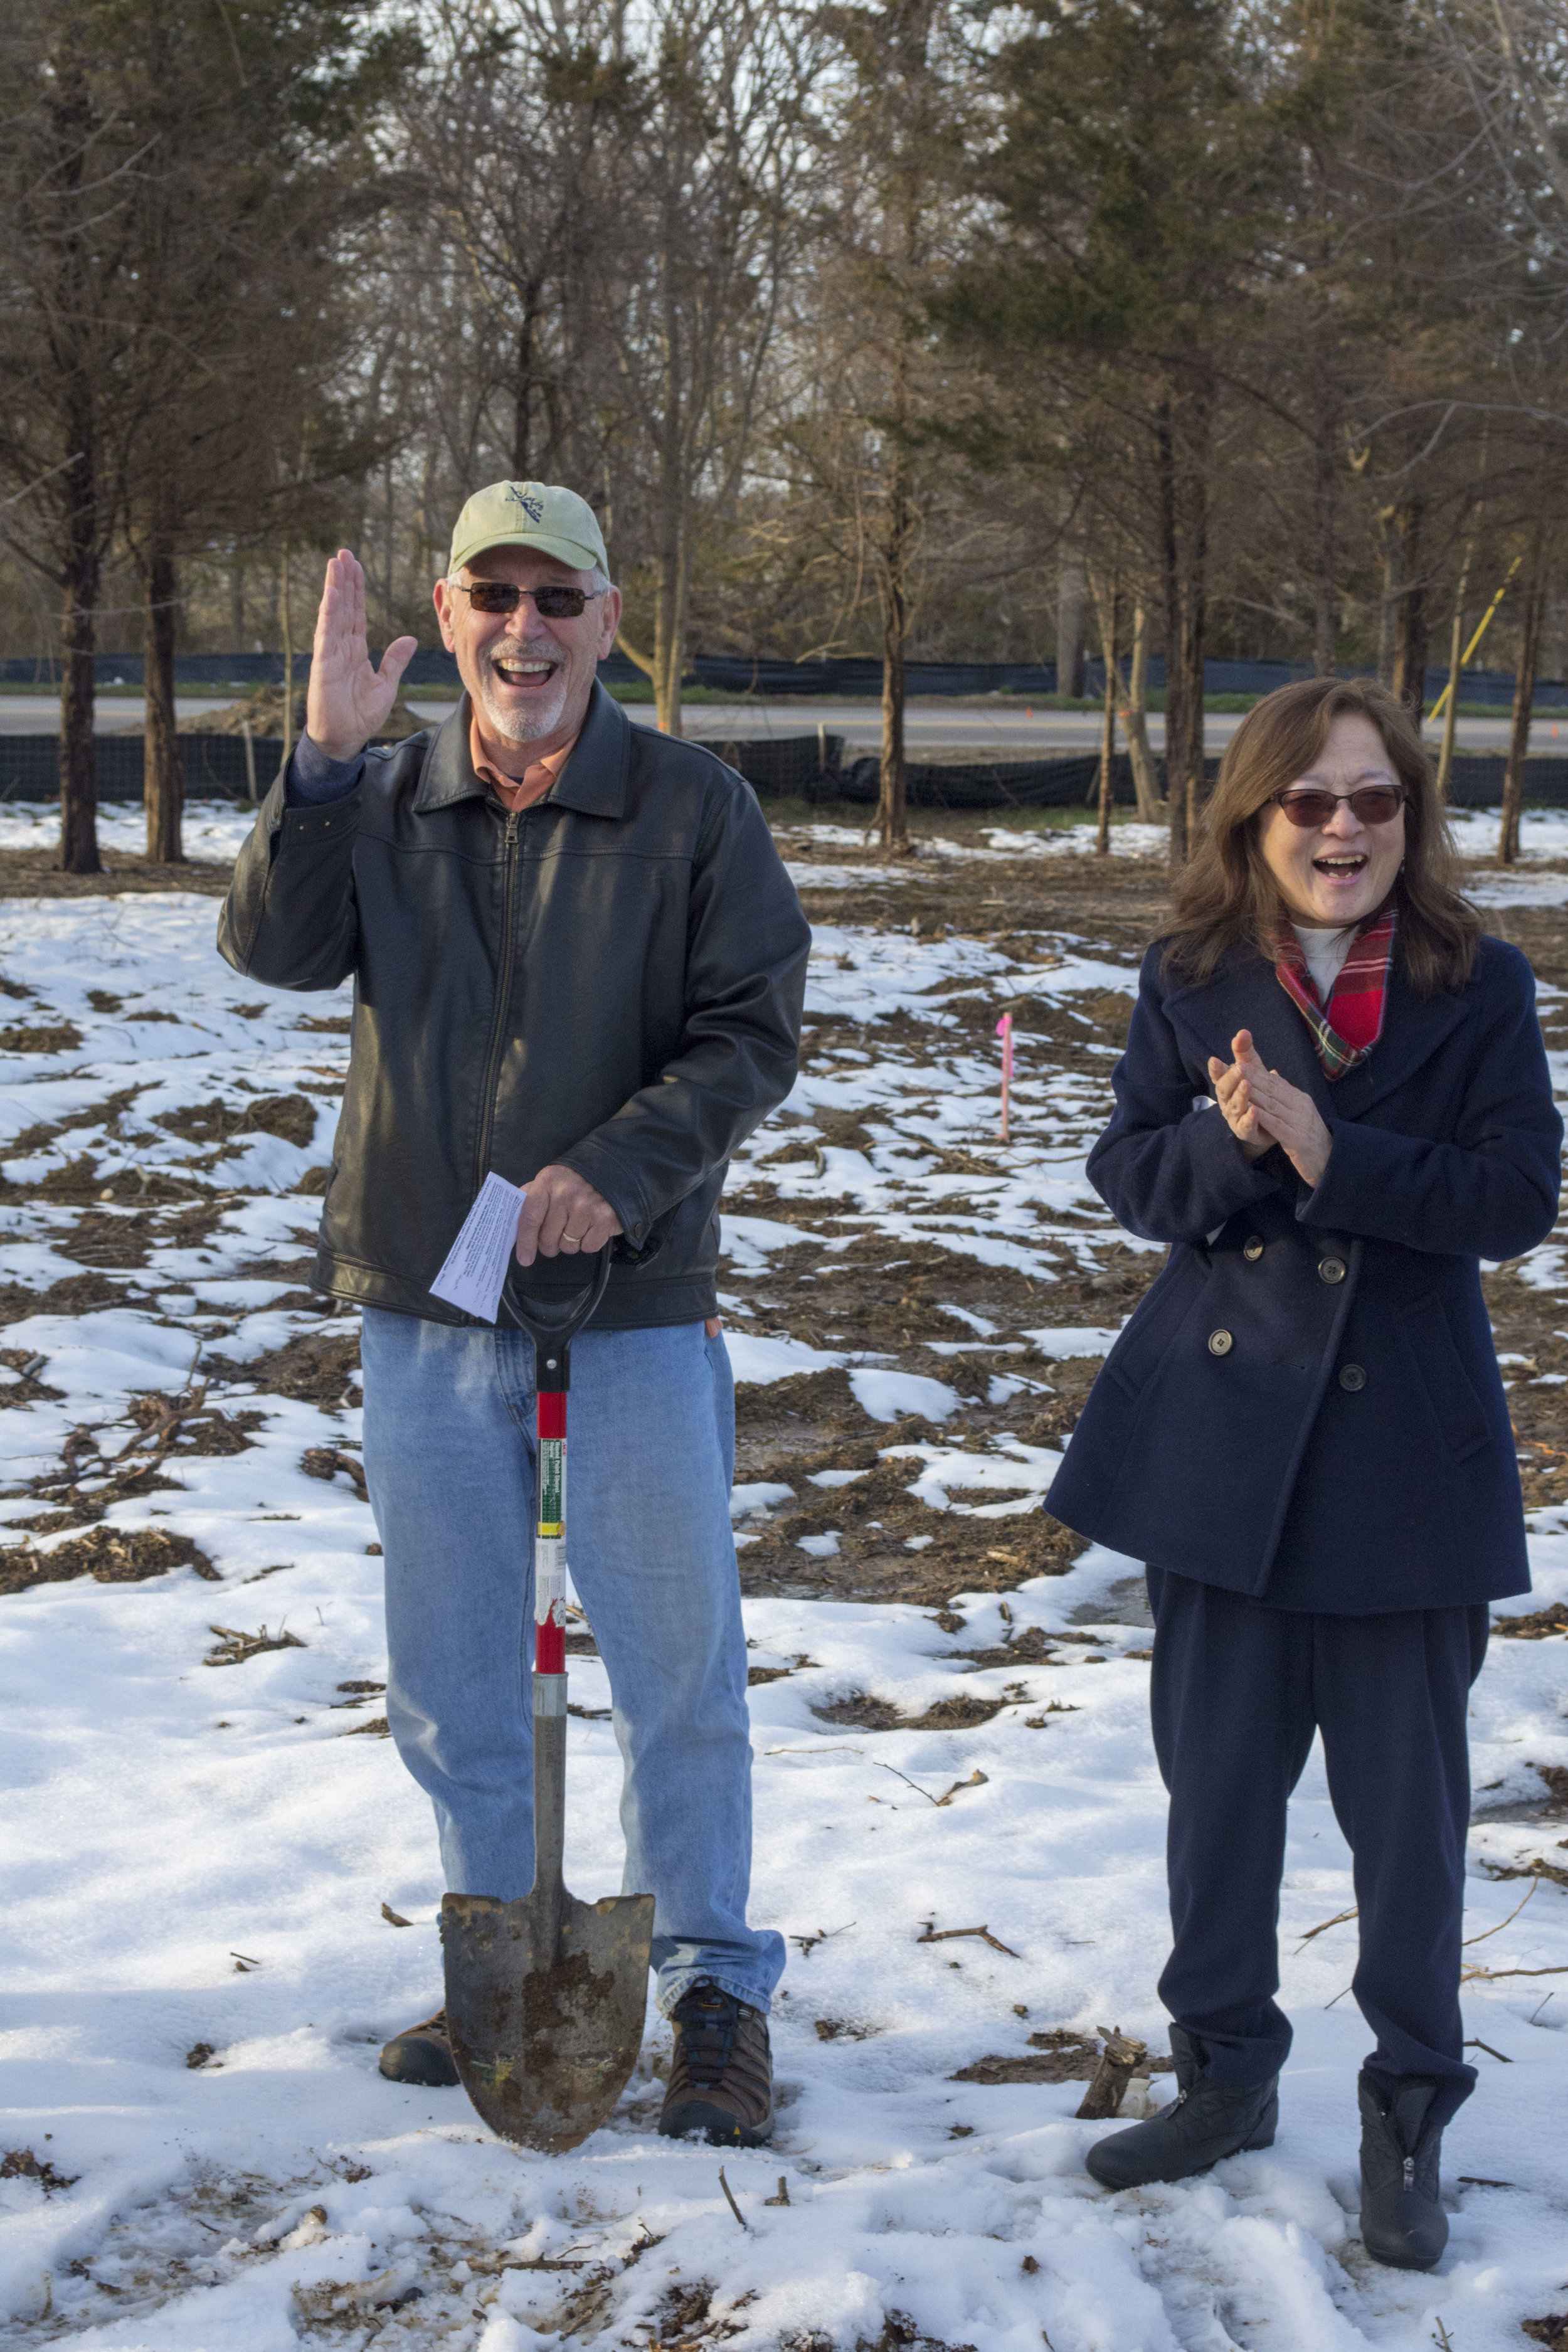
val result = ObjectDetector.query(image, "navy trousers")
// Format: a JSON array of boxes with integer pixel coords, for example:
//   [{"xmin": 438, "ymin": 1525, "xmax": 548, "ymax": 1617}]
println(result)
[{"xmin": 1147, "ymin": 1567, "xmax": 1490, "ymax": 2126}]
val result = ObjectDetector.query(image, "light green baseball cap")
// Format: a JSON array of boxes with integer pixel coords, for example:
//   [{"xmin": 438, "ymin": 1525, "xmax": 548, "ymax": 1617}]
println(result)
[{"xmin": 447, "ymin": 480, "xmax": 609, "ymax": 579}]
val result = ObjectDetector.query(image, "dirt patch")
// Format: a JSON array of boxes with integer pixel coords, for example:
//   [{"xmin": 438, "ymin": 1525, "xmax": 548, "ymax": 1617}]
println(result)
[
  {"xmin": 0, "ymin": 846, "xmax": 233, "ymax": 898},
  {"xmin": 156, "ymin": 1092, "xmax": 317, "ymax": 1150},
  {"xmin": 302, "ymin": 1445, "xmax": 368, "ymax": 1502},
  {"xmin": 0, "ymin": 1268, "xmax": 131, "ymax": 1325},
  {"xmin": 951, "ymin": 2030, "xmax": 1103, "ymax": 2085},
  {"xmin": 1494, "ymin": 1601, "xmax": 1568, "ymax": 1640},
  {"xmin": 204, "ymin": 1322, "xmax": 358, "ymax": 1404},
  {"xmin": 1, "ymin": 2147, "xmax": 79, "ymax": 2193},
  {"xmin": 812, "ymin": 1690, "xmax": 1005, "ymax": 1732},
  {"xmin": 0, "ymin": 1525, "xmax": 216, "ymax": 1595},
  {"xmin": 0, "ymin": 1020, "xmax": 82, "ymax": 1054}
]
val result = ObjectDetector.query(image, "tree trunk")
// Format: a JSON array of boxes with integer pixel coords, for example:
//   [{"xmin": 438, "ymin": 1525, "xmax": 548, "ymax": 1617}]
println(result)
[
  {"xmin": 280, "ymin": 544, "xmax": 295, "ymax": 761},
  {"xmin": 1162, "ymin": 377, "xmax": 1210, "ymax": 862},
  {"xmin": 1120, "ymin": 605, "xmax": 1162, "ymax": 820},
  {"xmin": 651, "ymin": 516, "xmax": 689, "ymax": 739},
  {"xmin": 877, "ymin": 438, "xmax": 913, "ymax": 856},
  {"xmin": 1436, "ymin": 592, "xmax": 1463, "ymax": 802},
  {"xmin": 381, "ymin": 457, "xmax": 396, "ymax": 640},
  {"xmin": 1174, "ymin": 569, "xmax": 1207, "ymax": 856},
  {"xmin": 879, "ymin": 393, "xmax": 912, "ymax": 856},
  {"xmin": 1096, "ymin": 580, "xmax": 1120, "ymax": 855},
  {"xmin": 1500, "ymin": 542, "xmax": 1545, "ymax": 866},
  {"xmin": 1056, "ymin": 559, "xmax": 1085, "ymax": 697},
  {"xmin": 1436, "ymin": 540, "xmax": 1473, "ymax": 803},
  {"xmin": 513, "ymin": 289, "xmax": 541, "ymax": 480},
  {"xmin": 1156, "ymin": 394, "xmax": 1187, "ymax": 866},
  {"xmin": 1390, "ymin": 501, "xmax": 1429, "ymax": 722},
  {"xmin": 142, "ymin": 548, "xmax": 184, "ymax": 863},
  {"xmin": 58, "ymin": 494, "xmax": 100, "ymax": 877},
  {"xmin": 1313, "ymin": 388, "xmax": 1337, "ymax": 677},
  {"xmin": 1374, "ymin": 509, "xmax": 1397, "ymax": 686}
]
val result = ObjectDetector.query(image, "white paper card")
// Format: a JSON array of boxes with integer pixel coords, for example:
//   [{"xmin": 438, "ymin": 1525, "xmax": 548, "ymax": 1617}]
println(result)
[{"xmin": 428, "ymin": 1171, "xmax": 524, "ymax": 1323}]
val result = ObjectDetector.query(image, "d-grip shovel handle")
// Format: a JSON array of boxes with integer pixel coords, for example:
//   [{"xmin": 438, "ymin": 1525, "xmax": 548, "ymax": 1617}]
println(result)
[{"xmin": 499, "ymin": 1242, "xmax": 613, "ymax": 1392}]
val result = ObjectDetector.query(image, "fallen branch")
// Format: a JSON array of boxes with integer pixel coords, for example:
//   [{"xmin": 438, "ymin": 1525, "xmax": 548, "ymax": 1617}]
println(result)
[
  {"xmin": 763, "ymin": 1743, "xmax": 987, "ymax": 1810},
  {"xmin": 717, "ymin": 2168, "xmax": 748, "ymax": 2231},
  {"xmin": 1463, "ymin": 1877, "xmax": 1537, "ymax": 1946},
  {"xmin": 1462, "ymin": 1962, "xmax": 1568, "ymax": 1983},
  {"xmin": 1296, "ymin": 1906, "xmax": 1357, "ymax": 1947},
  {"xmin": 918, "ymin": 1921, "xmax": 1020, "ymax": 1958}
]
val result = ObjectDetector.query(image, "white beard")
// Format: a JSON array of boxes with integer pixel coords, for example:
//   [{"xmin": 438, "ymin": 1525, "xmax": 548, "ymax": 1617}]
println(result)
[{"xmin": 474, "ymin": 652, "xmax": 572, "ymax": 747}]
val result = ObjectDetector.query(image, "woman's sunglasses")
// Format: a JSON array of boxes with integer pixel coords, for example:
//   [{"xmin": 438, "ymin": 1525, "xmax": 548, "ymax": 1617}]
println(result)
[
  {"xmin": 1271, "ymin": 784, "xmax": 1406, "ymax": 829},
  {"xmin": 452, "ymin": 581, "xmax": 605, "ymax": 619}
]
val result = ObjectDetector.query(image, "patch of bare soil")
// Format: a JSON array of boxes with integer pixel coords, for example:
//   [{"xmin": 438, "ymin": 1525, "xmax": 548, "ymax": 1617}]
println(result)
[
  {"xmin": 0, "ymin": 846, "xmax": 233, "ymax": 898},
  {"xmin": 812, "ymin": 1690, "xmax": 1007, "ymax": 1732},
  {"xmin": 204, "ymin": 1321, "xmax": 359, "ymax": 1406},
  {"xmin": 0, "ymin": 1524, "xmax": 215, "ymax": 1596}
]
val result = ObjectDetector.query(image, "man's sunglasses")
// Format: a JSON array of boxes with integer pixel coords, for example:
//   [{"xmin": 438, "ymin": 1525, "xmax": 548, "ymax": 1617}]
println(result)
[
  {"xmin": 452, "ymin": 580, "xmax": 606, "ymax": 619},
  {"xmin": 1271, "ymin": 784, "xmax": 1406, "ymax": 829}
]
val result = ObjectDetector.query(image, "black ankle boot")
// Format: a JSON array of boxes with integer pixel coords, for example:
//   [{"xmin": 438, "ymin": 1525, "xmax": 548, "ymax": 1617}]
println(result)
[
  {"xmin": 1358, "ymin": 2072, "xmax": 1448, "ymax": 2270},
  {"xmin": 1084, "ymin": 2025, "xmax": 1278, "ymax": 2190}
]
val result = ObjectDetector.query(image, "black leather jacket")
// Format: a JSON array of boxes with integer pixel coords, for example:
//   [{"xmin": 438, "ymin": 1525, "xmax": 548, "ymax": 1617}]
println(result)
[{"xmin": 217, "ymin": 684, "xmax": 810, "ymax": 1328}]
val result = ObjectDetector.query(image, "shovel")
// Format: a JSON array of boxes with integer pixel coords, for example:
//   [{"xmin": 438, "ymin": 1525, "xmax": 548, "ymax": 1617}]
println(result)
[{"xmin": 441, "ymin": 1243, "xmax": 655, "ymax": 2151}]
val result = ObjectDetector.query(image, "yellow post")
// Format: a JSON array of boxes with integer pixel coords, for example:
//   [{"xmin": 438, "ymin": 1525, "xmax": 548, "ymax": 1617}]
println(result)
[{"xmin": 1427, "ymin": 555, "xmax": 1522, "ymax": 726}]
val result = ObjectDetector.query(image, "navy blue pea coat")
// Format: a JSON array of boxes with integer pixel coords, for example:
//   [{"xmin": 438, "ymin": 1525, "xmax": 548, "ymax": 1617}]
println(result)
[{"xmin": 1046, "ymin": 935, "xmax": 1562, "ymax": 1613}]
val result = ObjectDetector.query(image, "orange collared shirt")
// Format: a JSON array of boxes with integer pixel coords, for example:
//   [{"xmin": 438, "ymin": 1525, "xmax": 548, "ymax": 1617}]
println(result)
[{"xmin": 470, "ymin": 714, "xmax": 580, "ymax": 812}]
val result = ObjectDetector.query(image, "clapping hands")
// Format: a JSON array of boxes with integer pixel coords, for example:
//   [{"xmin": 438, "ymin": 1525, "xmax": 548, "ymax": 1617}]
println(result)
[
  {"xmin": 1207, "ymin": 1029, "xmax": 1333, "ymax": 1190},
  {"xmin": 305, "ymin": 549, "xmax": 419, "ymax": 761}
]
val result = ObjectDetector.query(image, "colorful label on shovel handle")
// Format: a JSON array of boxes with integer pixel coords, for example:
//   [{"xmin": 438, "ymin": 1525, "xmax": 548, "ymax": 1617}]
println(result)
[
  {"xmin": 538, "ymin": 1434, "xmax": 564, "ymax": 1539},
  {"xmin": 534, "ymin": 1419, "xmax": 568, "ymax": 1673}
]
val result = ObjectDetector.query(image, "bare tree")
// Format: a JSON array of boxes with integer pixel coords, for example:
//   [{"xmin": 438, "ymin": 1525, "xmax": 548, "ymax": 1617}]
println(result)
[
  {"xmin": 597, "ymin": 0, "xmax": 821, "ymax": 736},
  {"xmin": 0, "ymin": 3, "xmax": 145, "ymax": 872}
]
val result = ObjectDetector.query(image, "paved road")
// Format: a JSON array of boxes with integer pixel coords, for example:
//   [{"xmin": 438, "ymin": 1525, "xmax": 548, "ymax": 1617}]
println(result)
[{"xmin": 3, "ymin": 692, "xmax": 1563, "ymax": 757}]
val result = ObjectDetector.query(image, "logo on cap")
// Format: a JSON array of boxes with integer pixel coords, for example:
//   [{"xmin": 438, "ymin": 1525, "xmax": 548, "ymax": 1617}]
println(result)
[{"xmin": 508, "ymin": 484, "xmax": 545, "ymax": 525}]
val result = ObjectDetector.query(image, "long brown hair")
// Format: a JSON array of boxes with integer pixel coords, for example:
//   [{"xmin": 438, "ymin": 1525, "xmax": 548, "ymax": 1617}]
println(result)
[{"xmin": 1162, "ymin": 676, "xmax": 1480, "ymax": 995}]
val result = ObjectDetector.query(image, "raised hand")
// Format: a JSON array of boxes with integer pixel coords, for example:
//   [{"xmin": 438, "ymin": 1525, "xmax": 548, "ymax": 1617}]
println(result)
[
  {"xmin": 305, "ymin": 549, "xmax": 419, "ymax": 761},
  {"xmin": 1207, "ymin": 1029, "xmax": 1333, "ymax": 1190}
]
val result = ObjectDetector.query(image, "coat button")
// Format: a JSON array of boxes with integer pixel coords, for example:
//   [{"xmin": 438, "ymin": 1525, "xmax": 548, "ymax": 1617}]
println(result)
[
  {"xmin": 1338, "ymin": 1363, "xmax": 1366, "ymax": 1391},
  {"xmin": 1208, "ymin": 1329, "xmax": 1234, "ymax": 1356},
  {"xmin": 1243, "ymin": 1237, "xmax": 1264, "ymax": 1262},
  {"xmin": 1319, "ymin": 1256, "xmax": 1347, "ymax": 1284}
]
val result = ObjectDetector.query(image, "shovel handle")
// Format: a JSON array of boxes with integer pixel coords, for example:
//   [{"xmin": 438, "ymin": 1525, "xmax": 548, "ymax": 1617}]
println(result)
[
  {"xmin": 501, "ymin": 1248, "xmax": 612, "ymax": 1678},
  {"xmin": 535, "ymin": 1386, "xmax": 568, "ymax": 1675},
  {"xmin": 500, "ymin": 1244, "xmax": 613, "ymax": 1392}
]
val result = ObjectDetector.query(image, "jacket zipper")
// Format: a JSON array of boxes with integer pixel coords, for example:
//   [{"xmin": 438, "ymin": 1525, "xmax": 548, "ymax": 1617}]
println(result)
[{"xmin": 475, "ymin": 809, "xmax": 521, "ymax": 1188}]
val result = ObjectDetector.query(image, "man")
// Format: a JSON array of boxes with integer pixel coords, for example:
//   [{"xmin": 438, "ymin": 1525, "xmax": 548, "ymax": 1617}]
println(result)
[{"xmin": 219, "ymin": 482, "xmax": 809, "ymax": 2145}]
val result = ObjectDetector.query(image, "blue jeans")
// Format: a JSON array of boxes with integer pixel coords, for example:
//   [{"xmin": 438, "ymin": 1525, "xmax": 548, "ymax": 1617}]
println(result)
[{"xmin": 359, "ymin": 1308, "xmax": 785, "ymax": 2016}]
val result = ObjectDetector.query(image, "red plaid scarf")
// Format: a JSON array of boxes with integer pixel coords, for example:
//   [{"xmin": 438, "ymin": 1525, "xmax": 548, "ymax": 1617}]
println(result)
[{"xmin": 1274, "ymin": 904, "xmax": 1398, "ymax": 1079}]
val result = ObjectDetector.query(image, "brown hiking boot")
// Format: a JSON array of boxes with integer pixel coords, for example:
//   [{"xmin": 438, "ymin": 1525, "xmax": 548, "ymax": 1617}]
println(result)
[
  {"xmin": 379, "ymin": 2008, "xmax": 459, "ymax": 2088},
  {"xmin": 659, "ymin": 1981, "xmax": 773, "ymax": 2146}
]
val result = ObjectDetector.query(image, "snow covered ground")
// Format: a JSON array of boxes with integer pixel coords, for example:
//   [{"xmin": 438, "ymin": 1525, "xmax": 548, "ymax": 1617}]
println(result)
[{"xmin": 0, "ymin": 818, "xmax": 1565, "ymax": 2351}]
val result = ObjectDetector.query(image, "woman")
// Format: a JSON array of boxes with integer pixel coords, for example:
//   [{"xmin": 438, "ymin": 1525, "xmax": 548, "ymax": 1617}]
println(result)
[{"xmin": 1047, "ymin": 677, "xmax": 1560, "ymax": 2270}]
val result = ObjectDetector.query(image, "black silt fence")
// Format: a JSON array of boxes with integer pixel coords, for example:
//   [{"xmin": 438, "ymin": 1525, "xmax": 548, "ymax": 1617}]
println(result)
[{"xmin": 6, "ymin": 733, "xmax": 1568, "ymax": 814}]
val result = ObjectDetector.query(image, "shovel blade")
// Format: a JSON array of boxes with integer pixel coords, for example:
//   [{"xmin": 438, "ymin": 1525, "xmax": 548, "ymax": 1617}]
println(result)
[{"xmin": 442, "ymin": 1887, "xmax": 655, "ymax": 2151}]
